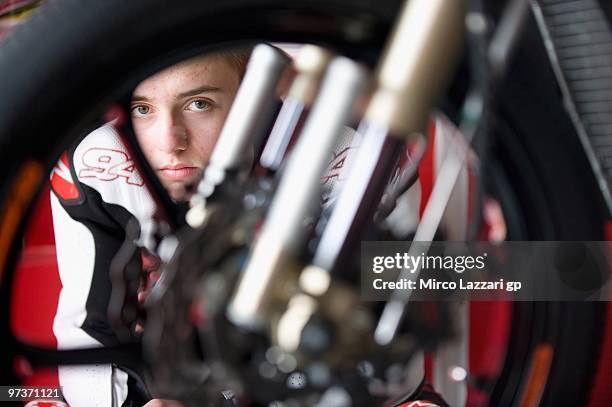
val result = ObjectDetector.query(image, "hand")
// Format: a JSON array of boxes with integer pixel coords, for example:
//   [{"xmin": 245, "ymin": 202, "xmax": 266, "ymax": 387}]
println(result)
[{"xmin": 134, "ymin": 248, "xmax": 162, "ymax": 333}]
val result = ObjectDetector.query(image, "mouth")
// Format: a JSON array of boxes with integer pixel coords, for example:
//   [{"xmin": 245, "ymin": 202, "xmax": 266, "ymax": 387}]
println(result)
[{"xmin": 157, "ymin": 166, "xmax": 201, "ymax": 181}]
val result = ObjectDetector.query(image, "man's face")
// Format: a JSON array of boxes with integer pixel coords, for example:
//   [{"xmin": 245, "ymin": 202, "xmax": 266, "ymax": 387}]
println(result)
[{"xmin": 131, "ymin": 54, "xmax": 241, "ymax": 200}]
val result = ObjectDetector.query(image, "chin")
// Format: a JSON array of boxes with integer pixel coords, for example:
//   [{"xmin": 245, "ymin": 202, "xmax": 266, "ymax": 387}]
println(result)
[
  {"xmin": 163, "ymin": 182, "xmax": 188, "ymax": 202},
  {"xmin": 174, "ymin": 190, "xmax": 194, "ymax": 203}
]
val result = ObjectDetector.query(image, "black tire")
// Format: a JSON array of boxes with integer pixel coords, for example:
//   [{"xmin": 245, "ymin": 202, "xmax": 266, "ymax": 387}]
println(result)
[
  {"xmin": 484, "ymin": 12, "xmax": 608, "ymax": 407},
  {"xmin": 0, "ymin": 1, "xmax": 609, "ymax": 406}
]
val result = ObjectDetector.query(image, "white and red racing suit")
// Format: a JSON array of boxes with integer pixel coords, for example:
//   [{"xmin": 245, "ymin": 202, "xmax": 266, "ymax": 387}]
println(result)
[
  {"xmin": 50, "ymin": 123, "xmax": 156, "ymax": 406},
  {"xmin": 49, "ymin": 112, "xmax": 471, "ymax": 407}
]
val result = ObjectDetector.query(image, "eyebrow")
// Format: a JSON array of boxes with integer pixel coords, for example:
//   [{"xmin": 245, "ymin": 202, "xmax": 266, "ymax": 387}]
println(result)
[{"xmin": 131, "ymin": 85, "xmax": 223, "ymax": 102}]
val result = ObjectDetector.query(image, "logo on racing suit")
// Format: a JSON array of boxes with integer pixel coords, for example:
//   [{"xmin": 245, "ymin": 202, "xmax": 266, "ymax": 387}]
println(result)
[
  {"xmin": 79, "ymin": 148, "xmax": 144, "ymax": 186},
  {"xmin": 322, "ymin": 146, "xmax": 351, "ymax": 186},
  {"xmin": 399, "ymin": 401, "xmax": 440, "ymax": 407},
  {"xmin": 50, "ymin": 151, "xmax": 81, "ymax": 201}
]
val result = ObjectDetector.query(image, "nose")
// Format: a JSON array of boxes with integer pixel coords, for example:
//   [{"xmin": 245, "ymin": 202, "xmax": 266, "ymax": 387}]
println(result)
[{"xmin": 156, "ymin": 111, "xmax": 188, "ymax": 153}]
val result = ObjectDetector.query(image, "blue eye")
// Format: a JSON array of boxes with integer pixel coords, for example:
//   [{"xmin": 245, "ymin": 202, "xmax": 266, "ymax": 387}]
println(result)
[
  {"xmin": 189, "ymin": 99, "xmax": 212, "ymax": 111},
  {"xmin": 131, "ymin": 105, "xmax": 150, "ymax": 116}
]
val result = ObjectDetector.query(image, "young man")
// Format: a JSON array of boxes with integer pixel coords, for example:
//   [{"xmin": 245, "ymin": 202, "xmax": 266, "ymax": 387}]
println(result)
[
  {"xmin": 49, "ymin": 45, "xmax": 457, "ymax": 406},
  {"xmin": 130, "ymin": 51, "xmax": 245, "ymax": 202},
  {"xmin": 50, "ymin": 50, "xmax": 248, "ymax": 407}
]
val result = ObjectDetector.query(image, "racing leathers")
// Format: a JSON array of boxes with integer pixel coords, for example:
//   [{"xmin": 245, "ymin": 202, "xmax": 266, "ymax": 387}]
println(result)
[
  {"xmin": 50, "ymin": 123, "xmax": 156, "ymax": 406},
  {"xmin": 49, "ymin": 111, "xmax": 469, "ymax": 406}
]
